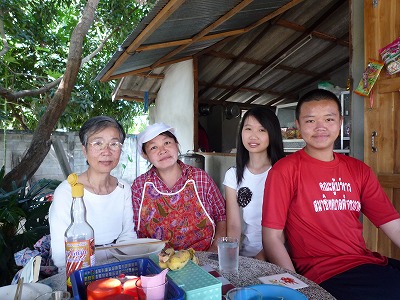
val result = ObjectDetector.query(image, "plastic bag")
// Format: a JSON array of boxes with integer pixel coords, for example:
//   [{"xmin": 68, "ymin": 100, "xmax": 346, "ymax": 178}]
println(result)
[
  {"xmin": 379, "ymin": 36, "xmax": 400, "ymax": 75},
  {"xmin": 354, "ymin": 59, "xmax": 384, "ymax": 97}
]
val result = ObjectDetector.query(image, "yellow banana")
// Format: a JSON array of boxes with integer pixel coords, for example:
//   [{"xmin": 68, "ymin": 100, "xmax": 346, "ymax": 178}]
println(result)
[
  {"xmin": 165, "ymin": 248, "xmax": 175, "ymax": 256},
  {"xmin": 188, "ymin": 248, "xmax": 199, "ymax": 265},
  {"xmin": 166, "ymin": 249, "xmax": 191, "ymax": 271},
  {"xmin": 158, "ymin": 248, "xmax": 197, "ymax": 270},
  {"xmin": 158, "ymin": 247, "xmax": 175, "ymax": 263},
  {"xmin": 159, "ymin": 261, "xmax": 168, "ymax": 269}
]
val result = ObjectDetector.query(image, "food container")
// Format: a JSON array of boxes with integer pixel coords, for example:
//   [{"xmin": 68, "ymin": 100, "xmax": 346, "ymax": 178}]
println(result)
[
  {"xmin": 179, "ymin": 151, "xmax": 205, "ymax": 170},
  {"xmin": 87, "ymin": 278, "xmax": 122, "ymax": 300},
  {"xmin": 150, "ymin": 254, "xmax": 222, "ymax": 299},
  {"xmin": 70, "ymin": 258, "xmax": 184, "ymax": 300}
]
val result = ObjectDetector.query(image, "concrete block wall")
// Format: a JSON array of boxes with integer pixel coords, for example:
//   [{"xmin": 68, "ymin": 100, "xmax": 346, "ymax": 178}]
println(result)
[{"xmin": 0, "ymin": 131, "xmax": 147, "ymax": 185}]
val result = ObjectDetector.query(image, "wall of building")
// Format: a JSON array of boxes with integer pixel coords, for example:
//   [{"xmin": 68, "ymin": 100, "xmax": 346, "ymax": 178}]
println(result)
[
  {"xmin": 0, "ymin": 131, "xmax": 146, "ymax": 184},
  {"xmin": 144, "ymin": 59, "xmax": 239, "ymax": 193},
  {"xmin": 151, "ymin": 59, "xmax": 241, "ymax": 154},
  {"xmin": 152, "ymin": 60, "xmax": 195, "ymax": 153}
]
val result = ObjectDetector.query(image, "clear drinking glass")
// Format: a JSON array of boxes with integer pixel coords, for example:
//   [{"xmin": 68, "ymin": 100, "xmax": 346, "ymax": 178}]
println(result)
[{"xmin": 218, "ymin": 237, "xmax": 239, "ymax": 274}]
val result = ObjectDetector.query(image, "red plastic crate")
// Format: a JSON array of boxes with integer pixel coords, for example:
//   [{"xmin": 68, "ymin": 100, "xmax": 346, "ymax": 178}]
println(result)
[{"xmin": 70, "ymin": 258, "xmax": 184, "ymax": 300}]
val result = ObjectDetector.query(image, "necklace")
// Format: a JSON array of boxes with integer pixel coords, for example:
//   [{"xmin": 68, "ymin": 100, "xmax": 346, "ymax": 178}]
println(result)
[{"xmin": 87, "ymin": 172, "xmax": 109, "ymax": 195}]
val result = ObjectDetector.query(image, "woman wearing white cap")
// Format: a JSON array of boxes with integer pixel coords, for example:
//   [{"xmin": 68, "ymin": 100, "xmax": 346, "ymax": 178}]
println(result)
[{"xmin": 131, "ymin": 123, "xmax": 226, "ymax": 252}]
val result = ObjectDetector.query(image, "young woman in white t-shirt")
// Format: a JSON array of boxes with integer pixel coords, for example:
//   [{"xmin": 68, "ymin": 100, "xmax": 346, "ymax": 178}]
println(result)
[{"xmin": 223, "ymin": 107, "xmax": 284, "ymax": 260}]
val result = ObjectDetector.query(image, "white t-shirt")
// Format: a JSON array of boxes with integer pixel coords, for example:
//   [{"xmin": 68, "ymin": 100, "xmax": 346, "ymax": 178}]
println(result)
[
  {"xmin": 49, "ymin": 179, "xmax": 137, "ymax": 268},
  {"xmin": 223, "ymin": 166, "xmax": 271, "ymax": 257}
]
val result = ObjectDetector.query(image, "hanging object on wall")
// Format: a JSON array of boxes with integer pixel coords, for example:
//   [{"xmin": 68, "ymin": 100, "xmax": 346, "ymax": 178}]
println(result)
[
  {"xmin": 224, "ymin": 104, "xmax": 241, "ymax": 120},
  {"xmin": 199, "ymin": 105, "xmax": 212, "ymax": 116},
  {"xmin": 144, "ymin": 91, "xmax": 149, "ymax": 113},
  {"xmin": 379, "ymin": 36, "xmax": 400, "ymax": 75},
  {"xmin": 354, "ymin": 59, "xmax": 384, "ymax": 97}
]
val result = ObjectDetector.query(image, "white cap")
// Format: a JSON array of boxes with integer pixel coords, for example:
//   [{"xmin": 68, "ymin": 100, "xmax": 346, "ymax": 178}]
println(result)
[{"xmin": 137, "ymin": 122, "xmax": 175, "ymax": 155}]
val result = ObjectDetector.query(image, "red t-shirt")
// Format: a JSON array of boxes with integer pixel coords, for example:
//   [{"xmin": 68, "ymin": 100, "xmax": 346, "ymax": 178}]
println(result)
[{"xmin": 262, "ymin": 149, "xmax": 400, "ymax": 284}]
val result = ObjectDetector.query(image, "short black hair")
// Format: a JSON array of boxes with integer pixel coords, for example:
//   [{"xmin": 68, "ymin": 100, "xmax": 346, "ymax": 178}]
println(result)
[
  {"xmin": 295, "ymin": 89, "xmax": 342, "ymax": 121},
  {"xmin": 79, "ymin": 116, "xmax": 126, "ymax": 147}
]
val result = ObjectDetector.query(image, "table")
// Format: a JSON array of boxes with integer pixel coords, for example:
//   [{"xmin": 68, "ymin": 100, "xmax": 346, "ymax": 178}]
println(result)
[
  {"xmin": 196, "ymin": 251, "xmax": 336, "ymax": 300},
  {"xmin": 40, "ymin": 251, "xmax": 336, "ymax": 300}
]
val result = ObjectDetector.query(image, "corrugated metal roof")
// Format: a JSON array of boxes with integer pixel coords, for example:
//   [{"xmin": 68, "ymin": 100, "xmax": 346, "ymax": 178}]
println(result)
[{"xmin": 98, "ymin": 0, "xmax": 349, "ymax": 108}]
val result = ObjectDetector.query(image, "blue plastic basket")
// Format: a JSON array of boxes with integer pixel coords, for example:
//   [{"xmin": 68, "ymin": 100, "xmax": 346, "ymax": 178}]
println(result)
[{"xmin": 70, "ymin": 258, "xmax": 185, "ymax": 300}]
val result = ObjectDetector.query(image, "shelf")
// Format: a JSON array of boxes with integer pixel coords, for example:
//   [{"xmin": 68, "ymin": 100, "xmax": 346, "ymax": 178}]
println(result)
[
  {"xmin": 282, "ymin": 139, "xmax": 304, "ymax": 142},
  {"xmin": 334, "ymin": 149, "xmax": 350, "ymax": 154},
  {"xmin": 277, "ymin": 92, "xmax": 351, "ymax": 155}
]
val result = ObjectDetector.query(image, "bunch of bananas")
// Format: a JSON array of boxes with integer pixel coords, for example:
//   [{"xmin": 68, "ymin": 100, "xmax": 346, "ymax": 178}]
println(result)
[{"xmin": 158, "ymin": 247, "xmax": 199, "ymax": 271}]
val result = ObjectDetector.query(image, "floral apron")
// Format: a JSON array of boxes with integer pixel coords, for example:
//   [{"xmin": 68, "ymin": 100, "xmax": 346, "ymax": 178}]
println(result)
[{"xmin": 137, "ymin": 176, "xmax": 215, "ymax": 251}]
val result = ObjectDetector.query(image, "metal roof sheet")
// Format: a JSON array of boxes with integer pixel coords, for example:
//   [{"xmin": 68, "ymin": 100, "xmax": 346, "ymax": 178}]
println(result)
[{"xmin": 99, "ymin": 0, "xmax": 349, "ymax": 109}]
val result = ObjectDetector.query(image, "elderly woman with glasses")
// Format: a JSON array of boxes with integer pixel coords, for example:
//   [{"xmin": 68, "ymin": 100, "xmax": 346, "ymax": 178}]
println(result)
[{"xmin": 49, "ymin": 116, "xmax": 137, "ymax": 269}]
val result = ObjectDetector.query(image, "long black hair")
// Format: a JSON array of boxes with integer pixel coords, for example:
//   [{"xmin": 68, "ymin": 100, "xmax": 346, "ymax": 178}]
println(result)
[{"xmin": 235, "ymin": 107, "xmax": 285, "ymax": 185}]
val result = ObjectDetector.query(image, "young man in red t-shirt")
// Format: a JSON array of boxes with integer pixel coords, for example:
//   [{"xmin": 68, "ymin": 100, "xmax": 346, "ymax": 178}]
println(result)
[{"xmin": 262, "ymin": 89, "xmax": 400, "ymax": 300}]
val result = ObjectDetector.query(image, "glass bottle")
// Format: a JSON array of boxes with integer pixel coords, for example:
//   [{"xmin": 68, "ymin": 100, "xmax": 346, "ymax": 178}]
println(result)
[{"xmin": 64, "ymin": 173, "xmax": 95, "ymax": 294}]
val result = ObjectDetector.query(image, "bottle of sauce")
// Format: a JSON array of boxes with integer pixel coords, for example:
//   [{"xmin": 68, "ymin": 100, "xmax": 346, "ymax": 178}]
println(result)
[{"xmin": 65, "ymin": 173, "xmax": 95, "ymax": 294}]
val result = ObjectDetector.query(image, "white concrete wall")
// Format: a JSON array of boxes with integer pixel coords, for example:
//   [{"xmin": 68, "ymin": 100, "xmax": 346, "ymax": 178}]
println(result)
[
  {"xmin": 153, "ymin": 60, "xmax": 194, "ymax": 153},
  {"xmin": 0, "ymin": 131, "xmax": 145, "ymax": 184}
]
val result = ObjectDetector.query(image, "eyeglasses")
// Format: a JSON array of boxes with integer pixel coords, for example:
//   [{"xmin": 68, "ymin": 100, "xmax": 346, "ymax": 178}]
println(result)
[{"xmin": 88, "ymin": 140, "xmax": 123, "ymax": 151}]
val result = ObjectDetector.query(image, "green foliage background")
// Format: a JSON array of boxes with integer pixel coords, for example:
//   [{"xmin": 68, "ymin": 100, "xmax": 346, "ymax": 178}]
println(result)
[
  {"xmin": 0, "ymin": 0, "xmax": 156, "ymax": 286},
  {"xmin": 0, "ymin": 0, "xmax": 155, "ymax": 132},
  {"xmin": 0, "ymin": 165, "xmax": 61, "ymax": 286}
]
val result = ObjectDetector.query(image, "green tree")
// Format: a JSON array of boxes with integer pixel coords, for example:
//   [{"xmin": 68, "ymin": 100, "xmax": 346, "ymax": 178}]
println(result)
[{"xmin": 0, "ymin": 0, "xmax": 153, "ymax": 189}]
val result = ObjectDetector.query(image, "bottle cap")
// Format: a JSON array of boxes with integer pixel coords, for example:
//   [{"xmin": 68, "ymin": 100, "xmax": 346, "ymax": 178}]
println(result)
[
  {"xmin": 67, "ymin": 173, "xmax": 84, "ymax": 197},
  {"xmin": 71, "ymin": 183, "xmax": 84, "ymax": 198},
  {"xmin": 67, "ymin": 173, "xmax": 79, "ymax": 186}
]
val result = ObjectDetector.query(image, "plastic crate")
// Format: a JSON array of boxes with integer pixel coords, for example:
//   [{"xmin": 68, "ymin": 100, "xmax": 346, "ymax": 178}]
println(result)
[
  {"xmin": 70, "ymin": 258, "xmax": 185, "ymax": 300},
  {"xmin": 150, "ymin": 254, "xmax": 222, "ymax": 300}
]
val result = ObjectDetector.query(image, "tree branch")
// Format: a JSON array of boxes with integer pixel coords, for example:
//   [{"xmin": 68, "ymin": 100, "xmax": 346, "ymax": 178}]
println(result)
[
  {"xmin": 81, "ymin": 26, "xmax": 120, "ymax": 65},
  {"xmin": 3, "ymin": 0, "xmax": 101, "ymax": 190},
  {"xmin": 0, "ymin": 6, "xmax": 119, "ymax": 103},
  {"xmin": 0, "ymin": 10, "xmax": 10, "ymax": 57}
]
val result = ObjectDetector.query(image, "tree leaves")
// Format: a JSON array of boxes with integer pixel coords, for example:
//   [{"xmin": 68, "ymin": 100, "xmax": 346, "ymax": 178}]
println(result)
[
  {"xmin": 0, "ymin": 166, "xmax": 60, "ymax": 285},
  {"xmin": 1, "ymin": 0, "xmax": 151, "ymax": 131}
]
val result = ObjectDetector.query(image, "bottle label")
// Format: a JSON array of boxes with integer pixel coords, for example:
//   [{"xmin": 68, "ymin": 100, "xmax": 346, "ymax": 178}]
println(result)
[{"xmin": 65, "ymin": 239, "xmax": 95, "ymax": 290}]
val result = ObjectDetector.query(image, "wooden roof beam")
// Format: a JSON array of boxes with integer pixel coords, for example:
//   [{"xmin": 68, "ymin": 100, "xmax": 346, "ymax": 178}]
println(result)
[
  {"xmin": 100, "ymin": 0, "xmax": 186, "ymax": 82},
  {"xmin": 198, "ymin": 81, "xmax": 267, "ymax": 94},
  {"xmin": 268, "ymin": 58, "xmax": 349, "ymax": 106},
  {"xmin": 246, "ymin": 32, "xmax": 349, "ymax": 104},
  {"xmin": 147, "ymin": 0, "xmax": 305, "ymax": 72},
  {"xmin": 198, "ymin": 21, "xmax": 276, "ymax": 97},
  {"xmin": 215, "ymin": 0, "xmax": 347, "ymax": 103},
  {"xmin": 150, "ymin": 0, "xmax": 255, "ymax": 69},
  {"xmin": 108, "ymin": 56, "xmax": 192, "ymax": 80},
  {"xmin": 276, "ymin": 19, "xmax": 350, "ymax": 47},
  {"xmin": 135, "ymin": 16, "xmax": 349, "ymax": 54},
  {"xmin": 204, "ymin": 50, "xmax": 319, "ymax": 76}
]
